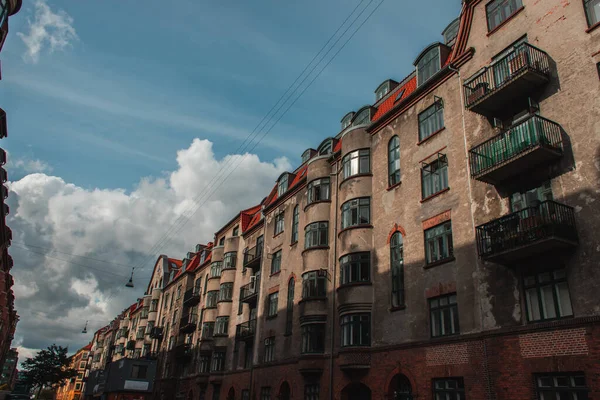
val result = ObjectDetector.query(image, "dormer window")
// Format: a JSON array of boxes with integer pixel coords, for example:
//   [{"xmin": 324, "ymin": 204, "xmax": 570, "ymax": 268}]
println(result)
[
  {"xmin": 376, "ymin": 84, "xmax": 389, "ymax": 101},
  {"xmin": 352, "ymin": 107, "xmax": 372, "ymax": 126},
  {"xmin": 318, "ymin": 139, "xmax": 333, "ymax": 156},
  {"xmin": 301, "ymin": 150, "xmax": 311, "ymax": 164},
  {"xmin": 442, "ymin": 18, "xmax": 460, "ymax": 46},
  {"xmin": 341, "ymin": 113, "xmax": 354, "ymax": 130},
  {"xmin": 278, "ymin": 174, "xmax": 289, "ymax": 196},
  {"xmin": 416, "ymin": 45, "xmax": 442, "ymax": 86}
]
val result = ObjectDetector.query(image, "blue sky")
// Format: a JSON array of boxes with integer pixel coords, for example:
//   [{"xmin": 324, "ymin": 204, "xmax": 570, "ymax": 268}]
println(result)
[{"xmin": 2, "ymin": 0, "xmax": 461, "ymax": 190}]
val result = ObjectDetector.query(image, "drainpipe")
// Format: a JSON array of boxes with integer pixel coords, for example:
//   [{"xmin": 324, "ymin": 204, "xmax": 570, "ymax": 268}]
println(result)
[
  {"xmin": 448, "ymin": 64, "xmax": 493, "ymax": 400},
  {"xmin": 329, "ymin": 160, "xmax": 341, "ymax": 400}
]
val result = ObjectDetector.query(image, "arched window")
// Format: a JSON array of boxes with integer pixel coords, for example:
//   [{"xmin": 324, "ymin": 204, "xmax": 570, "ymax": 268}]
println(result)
[
  {"xmin": 285, "ymin": 277, "xmax": 295, "ymax": 335},
  {"xmin": 416, "ymin": 44, "xmax": 442, "ymax": 86},
  {"xmin": 390, "ymin": 232, "xmax": 405, "ymax": 308},
  {"xmin": 278, "ymin": 174, "xmax": 289, "ymax": 196},
  {"xmin": 352, "ymin": 108, "xmax": 371, "ymax": 126},
  {"xmin": 388, "ymin": 136, "xmax": 400, "ymax": 186},
  {"xmin": 291, "ymin": 205, "xmax": 299, "ymax": 244},
  {"xmin": 388, "ymin": 374, "xmax": 412, "ymax": 400},
  {"xmin": 341, "ymin": 113, "xmax": 353, "ymax": 130},
  {"xmin": 318, "ymin": 139, "xmax": 333, "ymax": 155}
]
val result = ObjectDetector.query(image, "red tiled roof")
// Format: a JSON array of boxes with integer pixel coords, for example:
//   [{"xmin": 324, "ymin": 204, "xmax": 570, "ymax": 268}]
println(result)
[
  {"xmin": 372, "ymin": 75, "xmax": 417, "ymax": 122},
  {"xmin": 168, "ymin": 258, "xmax": 182, "ymax": 268},
  {"xmin": 240, "ymin": 204, "xmax": 262, "ymax": 232},
  {"xmin": 333, "ymin": 139, "xmax": 342, "ymax": 153},
  {"xmin": 244, "ymin": 211, "xmax": 263, "ymax": 233}
]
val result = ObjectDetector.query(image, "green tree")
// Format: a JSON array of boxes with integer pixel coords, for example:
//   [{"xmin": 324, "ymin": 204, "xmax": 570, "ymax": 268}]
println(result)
[{"xmin": 20, "ymin": 345, "xmax": 77, "ymax": 399}]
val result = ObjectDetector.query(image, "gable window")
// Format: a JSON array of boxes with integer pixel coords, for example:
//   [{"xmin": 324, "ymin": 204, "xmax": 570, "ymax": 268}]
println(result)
[
  {"xmin": 214, "ymin": 316, "xmax": 229, "ymax": 336},
  {"xmin": 285, "ymin": 278, "xmax": 295, "ymax": 335},
  {"xmin": 421, "ymin": 154, "xmax": 449, "ymax": 199},
  {"xmin": 418, "ymin": 100, "xmax": 444, "ymax": 141},
  {"xmin": 291, "ymin": 205, "xmax": 299, "ymax": 243},
  {"xmin": 278, "ymin": 174, "xmax": 289, "ymax": 197},
  {"xmin": 388, "ymin": 136, "xmax": 401, "ymax": 186},
  {"xmin": 232, "ymin": 226, "xmax": 239, "ymax": 237},
  {"xmin": 340, "ymin": 252, "xmax": 370, "ymax": 285},
  {"xmin": 524, "ymin": 269, "xmax": 573, "ymax": 322},
  {"xmin": 341, "ymin": 197, "xmax": 370, "ymax": 229},
  {"xmin": 301, "ymin": 323, "xmax": 325, "ymax": 354},
  {"xmin": 263, "ymin": 337, "xmax": 275, "ymax": 362},
  {"xmin": 390, "ymin": 232, "xmax": 405, "ymax": 308},
  {"xmin": 210, "ymin": 261, "xmax": 223, "ymax": 278},
  {"xmin": 274, "ymin": 211, "xmax": 285, "ymax": 235},
  {"xmin": 417, "ymin": 46, "xmax": 441, "ymax": 86},
  {"xmin": 218, "ymin": 283, "xmax": 233, "ymax": 302},
  {"xmin": 342, "ymin": 149, "xmax": 370, "ymax": 180},
  {"xmin": 305, "ymin": 222, "xmax": 328, "ymax": 249},
  {"xmin": 425, "ymin": 221, "xmax": 454, "ymax": 265},
  {"xmin": 486, "ymin": 0, "xmax": 523, "ymax": 32},
  {"xmin": 433, "ymin": 378, "xmax": 465, "ymax": 400},
  {"xmin": 223, "ymin": 252, "xmax": 237, "ymax": 269},
  {"xmin": 340, "ymin": 313, "xmax": 370, "ymax": 347},
  {"xmin": 429, "ymin": 293, "xmax": 459, "ymax": 337},
  {"xmin": 270, "ymin": 250, "xmax": 281, "ymax": 275},
  {"xmin": 206, "ymin": 291, "xmax": 219, "ymax": 308},
  {"xmin": 307, "ymin": 178, "xmax": 330, "ymax": 204},
  {"xmin": 267, "ymin": 292, "xmax": 279, "ymax": 317},
  {"xmin": 535, "ymin": 373, "xmax": 588, "ymax": 399},
  {"xmin": 302, "ymin": 271, "xmax": 327, "ymax": 299}
]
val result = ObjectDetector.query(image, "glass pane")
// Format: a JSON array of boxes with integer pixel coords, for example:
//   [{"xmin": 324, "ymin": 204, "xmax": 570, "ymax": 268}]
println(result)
[
  {"xmin": 526, "ymin": 288, "xmax": 541, "ymax": 321},
  {"xmin": 555, "ymin": 282, "xmax": 573, "ymax": 317},
  {"xmin": 540, "ymin": 285, "xmax": 557, "ymax": 319}
]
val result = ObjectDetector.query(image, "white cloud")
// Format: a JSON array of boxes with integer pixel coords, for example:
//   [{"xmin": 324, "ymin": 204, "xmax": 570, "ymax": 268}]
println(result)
[
  {"xmin": 8, "ymin": 138, "xmax": 290, "ymax": 355},
  {"xmin": 8, "ymin": 156, "xmax": 53, "ymax": 174},
  {"xmin": 17, "ymin": 0, "xmax": 78, "ymax": 64}
]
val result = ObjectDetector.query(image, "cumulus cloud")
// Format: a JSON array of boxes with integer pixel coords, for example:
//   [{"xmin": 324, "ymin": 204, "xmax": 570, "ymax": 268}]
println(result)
[
  {"xmin": 17, "ymin": 0, "xmax": 78, "ymax": 63},
  {"xmin": 9, "ymin": 138, "xmax": 290, "ymax": 358},
  {"xmin": 8, "ymin": 156, "xmax": 53, "ymax": 174}
]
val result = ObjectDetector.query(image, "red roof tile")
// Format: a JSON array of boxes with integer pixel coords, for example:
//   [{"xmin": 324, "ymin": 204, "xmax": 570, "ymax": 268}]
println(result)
[
  {"xmin": 372, "ymin": 75, "xmax": 417, "ymax": 122},
  {"xmin": 333, "ymin": 139, "xmax": 342, "ymax": 153},
  {"xmin": 244, "ymin": 211, "xmax": 263, "ymax": 233},
  {"xmin": 240, "ymin": 204, "xmax": 262, "ymax": 232}
]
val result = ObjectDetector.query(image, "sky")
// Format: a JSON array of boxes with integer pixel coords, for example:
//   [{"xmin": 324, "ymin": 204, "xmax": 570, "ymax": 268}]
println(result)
[{"xmin": 1, "ymin": 0, "xmax": 461, "ymax": 361}]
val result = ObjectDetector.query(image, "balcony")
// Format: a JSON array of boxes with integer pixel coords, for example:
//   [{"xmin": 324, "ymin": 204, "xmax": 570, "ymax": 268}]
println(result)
[
  {"xmin": 243, "ymin": 244, "xmax": 263, "ymax": 270},
  {"xmin": 235, "ymin": 319, "xmax": 256, "ymax": 341},
  {"xmin": 476, "ymin": 201, "xmax": 578, "ymax": 264},
  {"xmin": 149, "ymin": 326, "xmax": 164, "ymax": 339},
  {"xmin": 179, "ymin": 314, "xmax": 198, "ymax": 334},
  {"xmin": 173, "ymin": 344, "xmax": 192, "ymax": 362},
  {"xmin": 469, "ymin": 115, "xmax": 563, "ymax": 184},
  {"xmin": 126, "ymin": 340, "xmax": 136, "ymax": 351},
  {"xmin": 183, "ymin": 288, "xmax": 201, "ymax": 307},
  {"xmin": 464, "ymin": 43, "xmax": 551, "ymax": 116},
  {"xmin": 240, "ymin": 278, "xmax": 260, "ymax": 305},
  {"xmin": 139, "ymin": 307, "xmax": 149, "ymax": 319}
]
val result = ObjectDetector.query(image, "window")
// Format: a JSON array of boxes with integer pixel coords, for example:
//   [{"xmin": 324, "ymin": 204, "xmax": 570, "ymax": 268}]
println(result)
[
  {"xmin": 204, "ymin": 275, "xmax": 209, "ymax": 294},
  {"xmin": 131, "ymin": 365, "xmax": 148, "ymax": 379},
  {"xmin": 340, "ymin": 313, "xmax": 370, "ymax": 347},
  {"xmin": 486, "ymin": 0, "xmax": 523, "ymax": 31},
  {"xmin": 211, "ymin": 351, "xmax": 225, "ymax": 372},
  {"xmin": 75, "ymin": 384, "xmax": 81, "ymax": 391},
  {"xmin": 261, "ymin": 387, "xmax": 271, "ymax": 400},
  {"xmin": 241, "ymin": 390, "xmax": 250, "ymax": 400},
  {"xmin": 341, "ymin": 114, "xmax": 354, "ymax": 130},
  {"xmin": 213, "ymin": 385, "xmax": 221, "ymax": 400},
  {"xmin": 301, "ymin": 324, "xmax": 325, "ymax": 354},
  {"xmin": 164, "ymin": 293, "xmax": 170, "ymax": 309},
  {"xmin": 79, "ymin": 362, "xmax": 86, "ymax": 369},
  {"xmin": 206, "ymin": 291, "xmax": 219, "ymax": 308},
  {"xmin": 340, "ymin": 252, "xmax": 370, "ymax": 285},
  {"xmin": 223, "ymin": 252, "xmax": 236, "ymax": 269},
  {"xmin": 301, "ymin": 150, "xmax": 312, "ymax": 164},
  {"xmin": 524, "ymin": 269, "xmax": 573, "ymax": 322},
  {"xmin": 274, "ymin": 211, "xmax": 285, "ymax": 235},
  {"xmin": 341, "ymin": 197, "xmax": 370, "ymax": 229},
  {"xmin": 232, "ymin": 226, "xmax": 239, "ymax": 237},
  {"xmin": 305, "ymin": 384, "xmax": 320, "ymax": 400},
  {"xmin": 442, "ymin": 18, "xmax": 460, "ymax": 45},
  {"xmin": 201, "ymin": 322, "xmax": 214, "ymax": 339},
  {"xmin": 388, "ymin": 136, "xmax": 401, "ymax": 186},
  {"xmin": 585, "ymin": 0, "xmax": 600, "ymax": 26},
  {"xmin": 194, "ymin": 279, "xmax": 202, "ymax": 295},
  {"xmin": 421, "ymin": 154, "xmax": 448, "ymax": 199},
  {"xmin": 270, "ymin": 250, "xmax": 281, "ymax": 275},
  {"xmin": 214, "ymin": 317, "xmax": 229, "ymax": 336},
  {"xmin": 291, "ymin": 205, "xmax": 299, "ymax": 243},
  {"xmin": 210, "ymin": 262, "xmax": 223, "ymax": 278},
  {"xmin": 510, "ymin": 181, "xmax": 553, "ymax": 212},
  {"xmin": 305, "ymin": 222, "xmax": 328, "ymax": 248},
  {"xmin": 218, "ymin": 283, "xmax": 233, "ymax": 302},
  {"xmin": 172, "ymin": 310, "xmax": 178, "ymax": 326},
  {"xmin": 267, "ymin": 292, "xmax": 278, "ymax": 317},
  {"xmin": 433, "ymin": 378, "xmax": 465, "ymax": 400},
  {"xmin": 219, "ymin": 237, "xmax": 225, "ymax": 246},
  {"xmin": 150, "ymin": 299, "xmax": 159, "ymax": 312},
  {"xmin": 263, "ymin": 337, "xmax": 275, "ymax": 363},
  {"xmin": 77, "ymin": 372, "xmax": 84, "ymax": 380},
  {"xmin": 430, "ymin": 294, "xmax": 459, "ymax": 337},
  {"xmin": 318, "ymin": 140, "xmax": 333, "ymax": 155},
  {"xmin": 199, "ymin": 354, "xmax": 211, "ymax": 373},
  {"xmin": 307, "ymin": 178, "xmax": 330, "ymax": 204},
  {"xmin": 302, "ymin": 271, "xmax": 327, "ymax": 299},
  {"xmin": 418, "ymin": 101, "xmax": 444, "ymax": 141},
  {"xmin": 390, "ymin": 232, "xmax": 405, "ymax": 308},
  {"xmin": 425, "ymin": 221, "xmax": 454, "ymax": 265},
  {"xmin": 244, "ymin": 345, "xmax": 253, "ymax": 369},
  {"xmin": 353, "ymin": 108, "xmax": 371, "ymax": 125},
  {"xmin": 376, "ymin": 82, "xmax": 390, "ymax": 101},
  {"xmin": 278, "ymin": 174, "xmax": 289, "ymax": 197},
  {"xmin": 341, "ymin": 149, "xmax": 370, "ymax": 180},
  {"xmin": 285, "ymin": 278, "xmax": 295, "ymax": 335},
  {"xmin": 177, "ymin": 285, "xmax": 182, "ymax": 299},
  {"xmin": 417, "ymin": 46, "xmax": 441, "ymax": 86},
  {"xmin": 535, "ymin": 373, "xmax": 588, "ymax": 400}
]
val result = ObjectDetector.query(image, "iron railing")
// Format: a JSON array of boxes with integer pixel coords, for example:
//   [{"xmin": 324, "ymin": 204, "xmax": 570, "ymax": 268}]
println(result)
[
  {"xmin": 469, "ymin": 115, "xmax": 563, "ymax": 177},
  {"xmin": 183, "ymin": 287, "xmax": 201, "ymax": 306},
  {"xmin": 464, "ymin": 43, "xmax": 550, "ymax": 108},
  {"xmin": 476, "ymin": 201, "xmax": 577, "ymax": 259},
  {"xmin": 243, "ymin": 244, "xmax": 263, "ymax": 267},
  {"xmin": 240, "ymin": 277, "xmax": 260, "ymax": 302},
  {"xmin": 179, "ymin": 314, "xmax": 198, "ymax": 333},
  {"xmin": 236, "ymin": 319, "xmax": 257, "ymax": 340}
]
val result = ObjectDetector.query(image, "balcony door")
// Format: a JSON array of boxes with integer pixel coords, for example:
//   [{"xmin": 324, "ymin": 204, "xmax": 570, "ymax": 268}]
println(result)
[
  {"xmin": 510, "ymin": 182, "xmax": 553, "ymax": 212},
  {"xmin": 492, "ymin": 37, "xmax": 528, "ymax": 88}
]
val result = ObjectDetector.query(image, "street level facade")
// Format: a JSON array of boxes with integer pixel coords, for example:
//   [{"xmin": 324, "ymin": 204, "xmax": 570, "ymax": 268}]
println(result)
[{"xmin": 83, "ymin": 0, "xmax": 600, "ymax": 399}]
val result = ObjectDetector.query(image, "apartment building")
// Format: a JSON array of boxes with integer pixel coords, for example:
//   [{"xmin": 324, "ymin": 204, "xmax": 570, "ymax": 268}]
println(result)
[
  {"xmin": 56, "ymin": 345, "xmax": 91, "ymax": 400},
  {"xmin": 85, "ymin": 0, "xmax": 600, "ymax": 399},
  {"xmin": 0, "ymin": 0, "xmax": 21, "ymax": 375},
  {"xmin": 0, "ymin": 348, "xmax": 17, "ymax": 390}
]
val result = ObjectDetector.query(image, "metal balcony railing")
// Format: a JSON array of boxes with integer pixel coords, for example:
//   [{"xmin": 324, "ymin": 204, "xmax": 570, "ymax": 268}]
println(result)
[
  {"xmin": 240, "ymin": 277, "xmax": 260, "ymax": 303},
  {"xmin": 243, "ymin": 244, "xmax": 263, "ymax": 267},
  {"xmin": 179, "ymin": 314, "xmax": 198, "ymax": 333},
  {"xmin": 476, "ymin": 201, "xmax": 577, "ymax": 262},
  {"xmin": 236, "ymin": 319, "xmax": 257, "ymax": 340},
  {"xmin": 183, "ymin": 287, "xmax": 201, "ymax": 307}
]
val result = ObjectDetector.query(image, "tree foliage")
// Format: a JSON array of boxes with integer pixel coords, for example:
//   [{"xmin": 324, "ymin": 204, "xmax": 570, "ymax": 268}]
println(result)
[{"xmin": 20, "ymin": 345, "xmax": 77, "ymax": 393}]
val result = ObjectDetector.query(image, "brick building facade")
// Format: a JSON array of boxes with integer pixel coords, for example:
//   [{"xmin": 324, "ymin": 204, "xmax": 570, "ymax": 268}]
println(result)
[
  {"xmin": 85, "ymin": 0, "xmax": 600, "ymax": 399},
  {"xmin": 56, "ymin": 345, "xmax": 92, "ymax": 400}
]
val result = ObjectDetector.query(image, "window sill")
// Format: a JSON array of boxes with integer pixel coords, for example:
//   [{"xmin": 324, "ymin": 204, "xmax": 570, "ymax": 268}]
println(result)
[
  {"xmin": 586, "ymin": 21, "xmax": 600, "ymax": 33},
  {"xmin": 431, "ymin": 332, "xmax": 460, "ymax": 340},
  {"xmin": 301, "ymin": 245, "xmax": 330, "ymax": 255},
  {"xmin": 336, "ymin": 281, "xmax": 372, "ymax": 291},
  {"xmin": 389, "ymin": 305, "xmax": 406, "ymax": 312},
  {"xmin": 486, "ymin": 6, "xmax": 525, "ymax": 36},
  {"xmin": 337, "ymin": 224, "xmax": 373, "ymax": 237},
  {"xmin": 208, "ymin": 276, "xmax": 221, "ymax": 281},
  {"xmin": 212, "ymin": 333, "xmax": 228, "ymax": 338},
  {"xmin": 423, "ymin": 256, "xmax": 456, "ymax": 269},
  {"xmin": 270, "ymin": 271, "xmax": 281, "ymax": 277},
  {"xmin": 339, "ymin": 173, "xmax": 373, "ymax": 189},
  {"xmin": 420, "ymin": 187, "xmax": 450, "ymax": 203},
  {"xmin": 304, "ymin": 200, "xmax": 332, "ymax": 212},
  {"xmin": 273, "ymin": 231, "xmax": 284, "ymax": 239},
  {"xmin": 386, "ymin": 181, "xmax": 402, "ymax": 191},
  {"xmin": 266, "ymin": 314, "xmax": 278, "ymax": 320},
  {"xmin": 417, "ymin": 127, "xmax": 446, "ymax": 146},
  {"xmin": 222, "ymin": 267, "xmax": 236, "ymax": 272},
  {"xmin": 299, "ymin": 296, "xmax": 328, "ymax": 303},
  {"xmin": 290, "ymin": 240, "xmax": 298, "ymax": 247},
  {"xmin": 216, "ymin": 300, "xmax": 232, "ymax": 303},
  {"xmin": 203, "ymin": 306, "xmax": 217, "ymax": 310}
]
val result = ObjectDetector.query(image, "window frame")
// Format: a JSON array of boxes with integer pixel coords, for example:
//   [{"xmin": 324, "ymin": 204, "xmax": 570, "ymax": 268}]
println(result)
[
  {"xmin": 424, "ymin": 221, "xmax": 454, "ymax": 265},
  {"xmin": 486, "ymin": 0, "xmax": 524, "ymax": 32},
  {"xmin": 523, "ymin": 269, "xmax": 573, "ymax": 322},
  {"xmin": 421, "ymin": 154, "xmax": 449, "ymax": 199},
  {"xmin": 302, "ymin": 271, "xmax": 327, "ymax": 299},
  {"xmin": 285, "ymin": 278, "xmax": 295, "ymax": 335},
  {"xmin": 277, "ymin": 174, "xmax": 288, "ymax": 197},
  {"xmin": 232, "ymin": 226, "xmax": 239, "ymax": 237},
  {"xmin": 304, "ymin": 221, "xmax": 329, "ymax": 249},
  {"xmin": 339, "ymin": 252, "xmax": 371, "ymax": 286},
  {"xmin": 270, "ymin": 250, "xmax": 282, "ymax": 275},
  {"xmin": 429, "ymin": 293, "xmax": 460, "ymax": 338},
  {"xmin": 390, "ymin": 232, "xmax": 405, "ymax": 308},
  {"xmin": 301, "ymin": 323, "xmax": 326, "ymax": 354},
  {"xmin": 417, "ymin": 46, "xmax": 441, "ymax": 86},
  {"xmin": 223, "ymin": 252, "xmax": 237, "ymax": 269},
  {"xmin": 291, "ymin": 205, "xmax": 300, "ymax": 244},
  {"xmin": 388, "ymin": 136, "xmax": 401, "ymax": 186},
  {"xmin": 210, "ymin": 261, "xmax": 223, "ymax": 278},
  {"xmin": 340, "ymin": 313, "xmax": 371, "ymax": 347},
  {"xmin": 131, "ymin": 364, "xmax": 148, "ymax": 379},
  {"xmin": 263, "ymin": 337, "xmax": 275, "ymax": 363},
  {"xmin": 218, "ymin": 282, "xmax": 234, "ymax": 302},
  {"xmin": 214, "ymin": 316, "xmax": 229, "ymax": 336},
  {"xmin": 267, "ymin": 292, "xmax": 279, "ymax": 318},
  {"xmin": 201, "ymin": 322, "xmax": 215, "ymax": 339},
  {"xmin": 432, "ymin": 378, "xmax": 465, "ymax": 400},
  {"xmin": 340, "ymin": 197, "xmax": 371, "ymax": 230},
  {"xmin": 304, "ymin": 384, "xmax": 320, "ymax": 400},
  {"xmin": 418, "ymin": 100, "xmax": 445, "ymax": 142},
  {"xmin": 534, "ymin": 372, "xmax": 589, "ymax": 399},
  {"xmin": 274, "ymin": 211, "xmax": 285, "ymax": 236},
  {"xmin": 205, "ymin": 291, "xmax": 219, "ymax": 308},
  {"xmin": 307, "ymin": 178, "xmax": 331, "ymax": 205},
  {"xmin": 341, "ymin": 149, "xmax": 370, "ymax": 180},
  {"xmin": 211, "ymin": 350, "xmax": 226, "ymax": 372}
]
